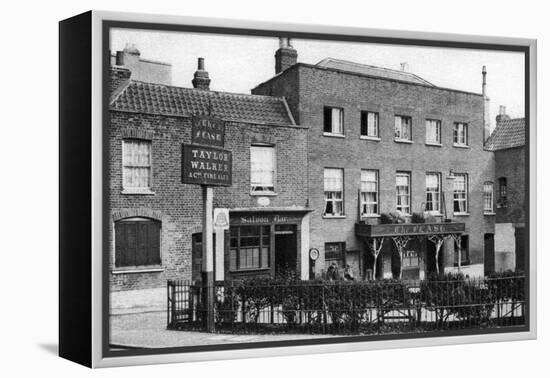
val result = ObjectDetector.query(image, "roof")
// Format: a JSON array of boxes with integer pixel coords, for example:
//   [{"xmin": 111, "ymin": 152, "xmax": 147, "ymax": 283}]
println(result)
[
  {"xmin": 316, "ymin": 58, "xmax": 435, "ymax": 86},
  {"xmin": 110, "ymin": 81, "xmax": 296, "ymax": 126},
  {"xmin": 485, "ymin": 118, "xmax": 525, "ymax": 151}
]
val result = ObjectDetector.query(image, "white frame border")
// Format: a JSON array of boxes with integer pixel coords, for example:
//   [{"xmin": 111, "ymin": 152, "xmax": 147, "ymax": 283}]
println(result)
[{"xmin": 91, "ymin": 10, "xmax": 537, "ymax": 368}]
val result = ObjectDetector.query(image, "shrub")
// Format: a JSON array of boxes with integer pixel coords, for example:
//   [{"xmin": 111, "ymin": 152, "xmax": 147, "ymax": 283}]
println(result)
[
  {"xmin": 411, "ymin": 212, "xmax": 425, "ymax": 223},
  {"xmin": 380, "ymin": 212, "xmax": 406, "ymax": 224},
  {"xmin": 215, "ymin": 284, "xmax": 239, "ymax": 325},
  {"xmin": 236, "ymin": 277, "xmax": 273, "ymax": 323}
]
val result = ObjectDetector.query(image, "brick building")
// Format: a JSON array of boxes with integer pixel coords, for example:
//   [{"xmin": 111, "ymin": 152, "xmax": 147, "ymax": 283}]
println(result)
[
  {"xmin": 109, "ymin": 58, "xmax": 309, "ymax": 294},
  {"xmin": 485, "ymin": 106, "xmax": 526, "ymax": 272},
  {"xmin": 111, "ymin": 44, "xmax": 172, "ymax": 85},
  {"xmin": 252, "ymin": 38, "xmax": 496, "ymax": 280}
]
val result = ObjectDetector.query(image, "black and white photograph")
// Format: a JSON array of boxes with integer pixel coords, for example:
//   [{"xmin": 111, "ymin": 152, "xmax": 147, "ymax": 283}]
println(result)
[{"xmin": 105, "ymin": 21, "xmax": 531, "ymax": 354}]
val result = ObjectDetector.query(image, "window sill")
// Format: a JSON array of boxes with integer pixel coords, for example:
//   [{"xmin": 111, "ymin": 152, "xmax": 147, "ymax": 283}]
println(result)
[
  {"xmin": 453, "ymin": 143, "xmax": 470, "ymax": 149},
  {"xmin": 361, "ymin": 214, "xmax": 380, "ymax": 218},
  {"xmin": 360, "ymin": 136, "xmax": 381, "ymax": 141},
  {"xmin": 112, "ymin": 267, "xmax": 164, "ymax": 274},
  {"xmin": 394, "ymin": 139, "xmax": 413, "ymax": 144},
  {"xmin": 424, "ymin": 211, "xmax": 443, "ymax": 216},
  {"xmin": 453, "ymin": 213, "xmax": 470, "ymax": 217},
  {"xmin": 250, "ymin": 191, "xmax": 278, "ymax": 197},
  {"xmin": 484, "ymin": 212, "xmax": 496, "ymax": 216},
  {"xmin": 121, "ymin": 189, "xmax": 156, "ymax": 195},
  {"xmin": 425, "ymin": 142, "xmax": 442, "ymax": 147},
  {"xmin": 323, "ymin": 215, "xmax": 346, "ymax": 219},
  {"xmin": 323, "ymin": 132, "xmax": 345, "ymax": 138}
]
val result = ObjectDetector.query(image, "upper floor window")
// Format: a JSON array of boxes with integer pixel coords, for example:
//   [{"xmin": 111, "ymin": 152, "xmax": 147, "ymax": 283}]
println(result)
[
  {"xmin": 453, "ymin": 173, "xmax": 468, "ymax": 214},
  {"xmin": 425, "ymin": 172, "xmax": 441, "ymax": 213},
  {"xmin": 250, "ymin": 145, "xmax": 275, "ymax": 193},
  {"xmin": 324, "ymin": 168, "xmax": 344, "ymax": 217},
  {"xmin": 453, "ymin": 122, "xmax": 469, "ymax": 146},
  {"xmin": 426, "ymin": 119, "xmax": 441, "ymax": 145},
  {"xmin": 360, "ymin": 170, "xmax": 378, "ymax": 216},
  {"xmin": 395, "ymin": 115, "xmax": 412, "ymax": 142},
  {"xmin": 484, "ymin": 181, "xmax": 494, "ymax": 213},
  {"xmin": 123, "ymin": 139, "xmax": 152, "ymax": 192},
  {"xmin": 360, "ymin": 111, "xmax": 379, "ymax": 138},
  {"xmin": 115, "ymin": 218, "xmax": 161, "ymax": 268},
  {"xmin": 498, "ymin": 177, "xmax": 508, "ymax": 205},
  {"xmin": 323, "ymin": 107, "xmax": 344, "ymax": 136},
  {"xmin": 396, "ymin": 172, "xmax": 411, "ymax": 215}
]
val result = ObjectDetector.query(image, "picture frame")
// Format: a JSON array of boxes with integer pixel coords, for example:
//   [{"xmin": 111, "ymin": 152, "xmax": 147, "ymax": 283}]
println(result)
[{"xmin": 59, "ymin": 10, "xmax": 537, "ymax": 368}]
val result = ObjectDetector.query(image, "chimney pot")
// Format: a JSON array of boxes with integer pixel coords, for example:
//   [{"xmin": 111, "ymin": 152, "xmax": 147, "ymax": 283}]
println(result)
[
  {"xmin": 192, "ymin": 57, "xmax": 211, "ymax": 90},
  {"xmin": 198, "ymin": 57, "xmax": 205, "ymax": 70},
  {"xmin": 499, "ymin": 105, "xmax": 506, "ymax": 115}
]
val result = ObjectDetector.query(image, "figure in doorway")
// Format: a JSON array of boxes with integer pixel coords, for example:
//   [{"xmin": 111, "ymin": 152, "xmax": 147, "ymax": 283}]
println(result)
[{"xmin": 327, "ymin": 262, "xmax": 339, "ymax": 281}]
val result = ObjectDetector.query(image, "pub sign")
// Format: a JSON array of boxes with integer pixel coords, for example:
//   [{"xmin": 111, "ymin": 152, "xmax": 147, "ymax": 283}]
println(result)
[
  {"xmin": 192, "ymin": 116, "xmax": 225, "ymax": 148},
  {"xmin": 182, "ymin": 144, "xmax": 232, "ymax": 186}
]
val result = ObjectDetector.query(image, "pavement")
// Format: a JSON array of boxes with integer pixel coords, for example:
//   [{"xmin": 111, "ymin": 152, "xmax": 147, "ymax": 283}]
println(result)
[{"xmin": 110, "ymin": 311, "xmax": 333, "ymax": 349}]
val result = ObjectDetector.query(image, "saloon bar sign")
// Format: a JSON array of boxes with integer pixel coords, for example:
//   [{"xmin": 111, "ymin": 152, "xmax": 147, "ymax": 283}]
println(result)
[
  {"xmin": 355, "ymin": 222, "xmax": 465, "ymax": 238},
  {"xmin": 182, "ymin": 116, "xmax": 232, "ymax": 186}
]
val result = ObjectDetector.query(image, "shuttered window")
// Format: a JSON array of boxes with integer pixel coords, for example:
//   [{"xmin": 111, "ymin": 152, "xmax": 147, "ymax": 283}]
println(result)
[{"xmin": 115, "ymin": 219, "xmax": 161, "ymax": 268}]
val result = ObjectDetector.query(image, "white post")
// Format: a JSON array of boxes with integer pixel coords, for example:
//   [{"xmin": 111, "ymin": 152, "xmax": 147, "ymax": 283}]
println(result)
[
  {"xmin": 202, "ymin": 186, "xmax": 214, "ymax": 332},
  {"xmin": 215, "ymin": 228, "xmax": 224, "ymax": 281}
]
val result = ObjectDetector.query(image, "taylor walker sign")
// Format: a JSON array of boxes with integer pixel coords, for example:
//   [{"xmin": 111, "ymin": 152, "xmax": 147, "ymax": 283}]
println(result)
[
  {"xmin": 182, "ymin": 144, "xmax": 232, "ymax": 186},
  {"xmin": 192, "ymin": 116, "xmax": 225, "ymax": 148}
]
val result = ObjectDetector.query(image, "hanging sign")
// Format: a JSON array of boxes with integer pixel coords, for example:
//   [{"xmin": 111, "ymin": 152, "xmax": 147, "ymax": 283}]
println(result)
[
  {"xmin": 182, "ymin": 144, "xmax": 232, "ymax": 186},
  {"xmin": 191, "ymin": 116, "xmax": 225, "ymax": 148}
]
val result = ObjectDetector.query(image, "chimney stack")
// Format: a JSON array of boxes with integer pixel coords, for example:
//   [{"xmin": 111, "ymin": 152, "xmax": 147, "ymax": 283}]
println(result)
[
  {"xmin": 275, "ymin": 37, "xmax": 297, "ymax": 74},
  {"xmin": 496, "ymin": 105, "xmax": 511, "ymax": 124},
  {"xmin": 482, "ymin": 66, "xmax": 491, "ymax": 145},
  {"xmin": 192, "ymin": 57, "xmax": 211, "ymax": 90}
]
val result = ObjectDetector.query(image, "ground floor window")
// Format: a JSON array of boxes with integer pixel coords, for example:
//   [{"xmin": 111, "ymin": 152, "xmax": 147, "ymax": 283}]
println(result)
[
  {"xmin": 114, "ymin": 218, "xmax": 161, "ymax": 268},
  {"xmin": 229, "ymin": 225, "xmax": 270, "ymax": 271},
  {"xmin": 454, "ymin": 235, "xmax": 470, "ymax": 265},
  {"xmin": 325, "ymin": 242, "xmax": 346, "ymax": 271}
]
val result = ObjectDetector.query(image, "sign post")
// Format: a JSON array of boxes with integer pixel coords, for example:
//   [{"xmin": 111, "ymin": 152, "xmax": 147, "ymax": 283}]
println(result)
[
  {"xmin": 213, "ymin": 208, "xmax": 229, "ymax": 282},
  {"xmin": 182, "ymin": 116, "xmax": 232, "ymax": 333}
]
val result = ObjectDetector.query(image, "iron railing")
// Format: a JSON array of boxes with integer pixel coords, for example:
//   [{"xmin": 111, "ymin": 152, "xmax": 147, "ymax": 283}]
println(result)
[{"xmin": 167, "ymin": 275, "xmax": 525, "ymax": 334}]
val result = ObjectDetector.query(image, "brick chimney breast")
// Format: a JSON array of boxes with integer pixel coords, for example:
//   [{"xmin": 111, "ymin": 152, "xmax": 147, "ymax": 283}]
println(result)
[
  {"xmin": 275, "ymin": 37, "xmax": 298, "ymax": 74},
  {"xmin": 496, "ymin": 105, "xmax": 511, "ymax": 124},
  {"xmin": 192, "ymin": 57, "xmax": 211, "ymax": 90}
]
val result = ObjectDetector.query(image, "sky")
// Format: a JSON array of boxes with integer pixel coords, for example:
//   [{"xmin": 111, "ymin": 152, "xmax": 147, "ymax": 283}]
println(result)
[{"xmin": 111, "ymin": 28, "xmax": 525, "ymax": 130}]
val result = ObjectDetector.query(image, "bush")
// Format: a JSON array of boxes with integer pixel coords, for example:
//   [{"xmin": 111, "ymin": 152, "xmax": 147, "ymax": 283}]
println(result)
[
  {"xmin": 235, "ymin": 277, "xmax": 273, "ymax": 323},
  {"xmin": 380, "ymin": 212, "xmax": 406, "ymax": 224},
  {"xmin": 486, "ymin": 270, "xmax": 525, "ymax": 302},
  {"xmin": 411, "ymin": 212, "xmax": 425, "ymax": 223},
  {"xmin": 215, "ymin": 284, "xmax": 239, "ymax": 325}
]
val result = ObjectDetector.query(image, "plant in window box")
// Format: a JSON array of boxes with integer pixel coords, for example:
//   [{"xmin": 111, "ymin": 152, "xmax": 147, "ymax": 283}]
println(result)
[
  {"xmin": 380, "ymin": 212, "xmax": 405, "ymax": 224},
  {"xmin": 411, "ymin": 212, "xmax": 426, "ymax": 223}
]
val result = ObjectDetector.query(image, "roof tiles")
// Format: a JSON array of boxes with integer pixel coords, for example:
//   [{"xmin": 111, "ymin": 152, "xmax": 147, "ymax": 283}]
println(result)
[{"xmin": 485, "ymin": 118, "xmax": 525, "ymax": 151}]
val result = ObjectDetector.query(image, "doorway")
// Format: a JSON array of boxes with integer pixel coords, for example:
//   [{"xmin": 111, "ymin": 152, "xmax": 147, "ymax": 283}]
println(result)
[
  {"xmin": 484, "ymin": 233, "xmax": 495, "ymax": 275},
  {"xmin": 274, "ymin": 225, "xmax": 297, "ymax": 276}
]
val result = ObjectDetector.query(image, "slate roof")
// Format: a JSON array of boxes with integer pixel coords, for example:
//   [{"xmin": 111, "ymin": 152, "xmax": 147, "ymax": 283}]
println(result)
[
  {"xmin": 316, "ymin": 58, "xmax": 435, "ymax": 86},
  {"xmin": 110, "ymin": 81, "xmax": 295, "ymax": 126},
  {"xmin": 485, "ymin": 118, "xmax": 525, "ymax": 151}
]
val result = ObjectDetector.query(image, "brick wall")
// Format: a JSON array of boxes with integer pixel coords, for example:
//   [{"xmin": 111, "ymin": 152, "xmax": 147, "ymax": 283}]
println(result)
[
  {"xmin": 494, "ymin": 147, "xmax": 525, "ymax": 224},
  {"xmin": 254, "ymin": 64, "xmax": 496, "ymax": 276},
  {"xmin": 110, "ymin": 66, "xmax": 131, "ymax": 94},
  {"xmin": 109, "ymin": 111, "xmax": 308, "ymax": 291}
]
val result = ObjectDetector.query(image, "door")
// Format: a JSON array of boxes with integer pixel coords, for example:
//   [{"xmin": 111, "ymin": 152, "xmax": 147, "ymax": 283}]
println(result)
[
  {"xmin": 484, "ymin": 233, "xmax": 495, "ymax": 275},
  {"xmin": 274, "ymin": 225, "xmax": 297, "ymax": 276}
]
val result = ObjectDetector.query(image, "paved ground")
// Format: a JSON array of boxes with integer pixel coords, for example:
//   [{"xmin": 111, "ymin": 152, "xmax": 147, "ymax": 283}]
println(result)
[{"xmin": 110, "ymin": 311, "xmax": 333, "ymax": 349}]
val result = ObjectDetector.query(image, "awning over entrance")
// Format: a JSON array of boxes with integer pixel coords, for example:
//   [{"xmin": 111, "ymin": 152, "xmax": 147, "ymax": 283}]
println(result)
[{"xmin": 355, "ymin": 222, "xmax": 465, "ymax": 238}]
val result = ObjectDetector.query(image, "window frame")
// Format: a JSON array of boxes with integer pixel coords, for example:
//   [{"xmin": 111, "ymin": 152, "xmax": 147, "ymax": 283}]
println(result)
[
  {"xmin": 498, "ymin": 177, "xmax": 508, "ymax": 206},
  {"xmin": 484, "ymin": 181, "xmax": 495, "ymax": 214},
  {"xmin": 360, "ymin": 169, "xmax": 379, "ymax": 217},
  {"xmin": 323, "ymin": 106, "xmax": 345, "ymax": 137},
  {"xmin": 122, "ymin": 138, "xmax": 154, "ymax": 194},
  {"xmin": 425, "ymin": 119, "xmax": 442, "ymax": 145},
  {"xmin": 360, "ymin": 111, "xmax": 380, "ymax": 139},
  {"xmin": 453, "ymin": 122, "xmax": 469, "ymax": 147},
  {"xmin": 394, "ymin": 115, "xmax": 413, "ymax": 143},
  {"xmin": 113, "ymin": 217, "xmax": 162, "ymax": 271},
  {"xmin": 453, "ymin": 173, "xmax": 469, "ymax": 215},
  {"xmin": 396, "ymin": 171, "xmax": 412, "ymax": 216},
  {"xmin": 229, "ymin": 225, "xmax": 271, "ymax": 272},
  {"xmin": 425, "ymin": 172, "xmax": 442, "ymax": 215},
  {"xmin": 250, "ymin": 144, "xmax": 276, "ymax": 195},
  {"xmin": 323, "ymin": 168, "xmax": 345, "ymax": 218}
]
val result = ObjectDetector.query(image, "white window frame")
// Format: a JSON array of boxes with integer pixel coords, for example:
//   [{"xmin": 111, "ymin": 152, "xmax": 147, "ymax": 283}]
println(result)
[
  {"xmin": 324, "ymin": 107, "xmax": 344, "ymax": 137},
  {"xmin": 122, "ymin": 139, "xmax": 154, "ymax": 194},
  {"xmin": 453, "ymin": 122, "xmax": 469, "ymax": 146},
  {"xmin": 360, "ymin": 111, "xmax": 380, "ymax": 139},
  {"xmin": 396, "ymin": 172, "xmax": 411, "ymax": 215},
  {"xmin": 484, "ymin": 181, "xmax": 494, "ymax": 213},
  {"xmin": 425, "ymin": 172, "xmax": 441, "ymax": 214},
  {"xmin": 323, "ymin": 168, "xmax": 345, "ymax": 217},
  {"xmin": 394, "ymin": 115, "xmax": 412, "ymax": 142},
  {"xmin": 426, "ymin": 119, "xmax": 441, "ymax": 145},
  {"xmin": 453, "ymin": 173, "xmax": 469, "ymax": 214},
  {"xmin": 360, "ymin": 169, "xmax": 379, "ymax": 216},
  {"xmin": 250, "ymin": 145, "xmax": 276, "ymax": 194}
]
